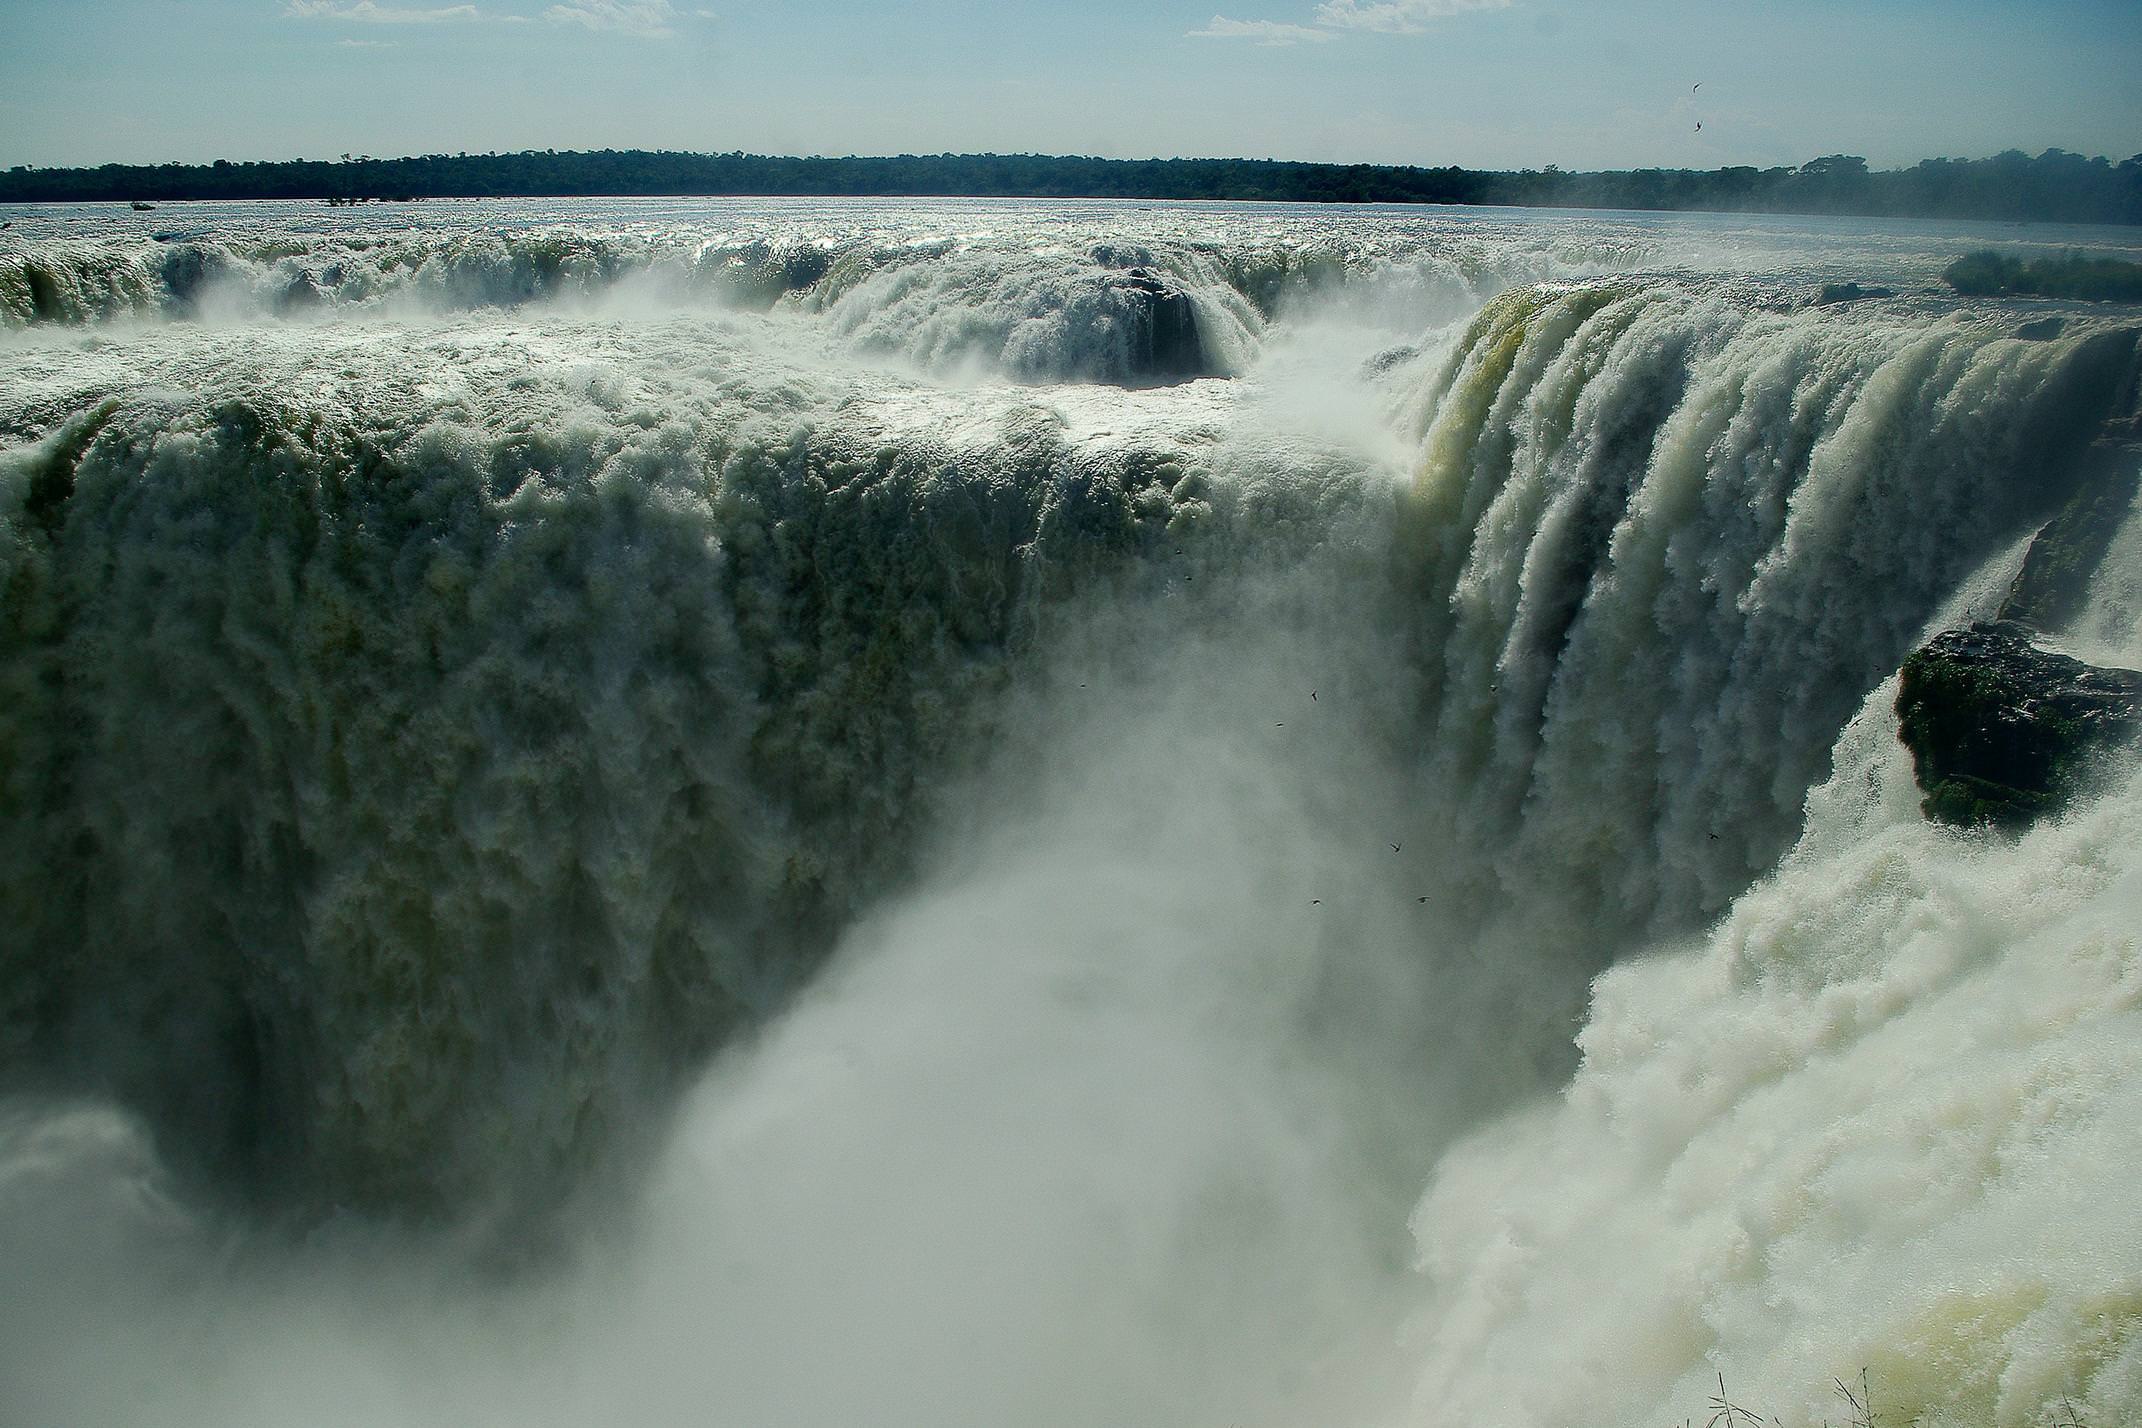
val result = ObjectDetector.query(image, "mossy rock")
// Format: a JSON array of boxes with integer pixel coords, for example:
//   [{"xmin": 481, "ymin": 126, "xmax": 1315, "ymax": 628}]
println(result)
[
  {"xmin": 1896, "ymin": 622, "xmax": 2142, "ymax": 829},
  {"xmin": 1945, "ymin": 250, "xmax": 2142, "ymax": 302}
]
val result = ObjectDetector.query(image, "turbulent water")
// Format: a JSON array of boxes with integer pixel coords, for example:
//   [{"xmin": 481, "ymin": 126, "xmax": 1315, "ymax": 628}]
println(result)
[{"xmin": 3, "ymin": 196, "xmax": 2140, "ymax": 1428}]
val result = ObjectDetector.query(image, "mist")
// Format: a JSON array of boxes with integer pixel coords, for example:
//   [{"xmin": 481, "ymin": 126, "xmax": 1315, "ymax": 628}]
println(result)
[
  {"xmin": 3, "ymin": 197, "xmax": 2140, "ymax": 1428},
  {"xmin": 0, "ymin": 540, "xmax": 1508, "ymax": 1428}
]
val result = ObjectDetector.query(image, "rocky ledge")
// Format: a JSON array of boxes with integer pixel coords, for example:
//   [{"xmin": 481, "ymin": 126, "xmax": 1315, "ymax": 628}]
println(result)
[
  {"xmin": 1895, "ymin": 621, "xmax": 2142, "ymax": 829},
  {"xmin": 1117, "ymin": 267, "xmax": 1210, "ymax": 384}
]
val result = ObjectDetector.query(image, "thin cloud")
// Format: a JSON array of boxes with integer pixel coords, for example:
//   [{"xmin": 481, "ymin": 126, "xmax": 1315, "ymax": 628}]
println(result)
[
  {"xmin": 541, "ymin": 0, "xmax": 682, "ymax": 37},
  {"xmin": 1312, "ymin": 0, "xmax": 1510, "ymax": 33},
  {"xmin": 335, "ymin": 37, "xmax": 401, "ymax": 46},
  {"xmin": 1188, "ymin": 15, "xmax": 1334, "ymax": 46},
  {"xmin": 284, "ymin": 1, "xmax": 481, "ymax": 21},
  {"xmin": 1194, "ymin": 0, "xmax": 1507, "ymax": 45}
]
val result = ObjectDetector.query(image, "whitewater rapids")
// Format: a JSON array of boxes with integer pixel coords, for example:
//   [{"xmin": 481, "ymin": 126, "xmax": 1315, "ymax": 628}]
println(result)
[{"xmin": 2, "ymin": 197, "xmax": 2140, "ymax": 1428}]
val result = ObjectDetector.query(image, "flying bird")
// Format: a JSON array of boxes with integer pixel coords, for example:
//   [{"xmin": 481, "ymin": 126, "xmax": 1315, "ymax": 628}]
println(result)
[
  {"xmin": 1695, "ymin": 122, "xmax": 1703, "ymax": 132},
  {"xmin": 1390, "ymin": 843, "xmax": 1402, "ymax": 853}
]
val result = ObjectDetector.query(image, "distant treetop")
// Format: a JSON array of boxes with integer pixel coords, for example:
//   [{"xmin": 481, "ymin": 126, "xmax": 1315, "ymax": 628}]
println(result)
[{"xmin": 3, "ymin": 147, "xmax": 2137, "ymax": 225}]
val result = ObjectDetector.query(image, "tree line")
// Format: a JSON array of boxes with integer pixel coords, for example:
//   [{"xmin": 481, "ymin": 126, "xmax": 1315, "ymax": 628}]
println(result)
[{"xmin": 3, "ymin": 148, "xmax": 2138, "ymax": 225}]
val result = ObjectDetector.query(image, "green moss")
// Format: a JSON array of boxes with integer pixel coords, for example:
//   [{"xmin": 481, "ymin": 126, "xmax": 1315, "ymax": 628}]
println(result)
[
  {"xmin": 1921, "ymin": 772, "xmax": 2057, "ymax": 830},
  {"xmin": 1896, "ymin": 625, "xmax": 2142, "ymax": 830},
  {"xmin": 1945, "ymin": 250, "xmax": 2142, "ymax": 302}
]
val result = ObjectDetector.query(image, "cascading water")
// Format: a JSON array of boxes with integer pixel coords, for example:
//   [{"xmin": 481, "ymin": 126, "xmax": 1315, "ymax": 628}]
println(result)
[
  {"xmin": 1407, "ymin": 511, "xmax": 2142, "ymax": 1428},
  {"xmin": 1404, "ymin": 285, "xmax": 2135, "ymax": 934},
  {"xmin": 2, "ymin": 197, "xmax": 2139, "ymax": 1427}
]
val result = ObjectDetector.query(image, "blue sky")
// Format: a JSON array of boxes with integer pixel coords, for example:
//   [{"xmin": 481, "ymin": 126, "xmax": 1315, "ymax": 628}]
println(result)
[{"xmin": 1, "ymin": 0, "xmax": 2135, "ymax": 170}]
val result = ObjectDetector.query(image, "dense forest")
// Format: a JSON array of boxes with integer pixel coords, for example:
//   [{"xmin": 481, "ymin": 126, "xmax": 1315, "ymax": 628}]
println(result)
[{"xmin": 3, "ymin": 148, "xmax": 2139, "ymax": 225}]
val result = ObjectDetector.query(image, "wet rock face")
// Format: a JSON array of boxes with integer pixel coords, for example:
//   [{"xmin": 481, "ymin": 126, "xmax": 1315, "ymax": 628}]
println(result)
[
  {"xmin": 1813, "ymin": 281, "xmax": 1894, "ymax": 305},
  {"xmin": 1896, "ymin": 621, "xmax": 2142, "ymax": 829},
  {"xmin": 2001, "ymin": 440, "xmax": 2142, "ymax": 631},
  {"xmin": 1118, "ymin": 267, "xmax": 1210, "ymax": 384}
]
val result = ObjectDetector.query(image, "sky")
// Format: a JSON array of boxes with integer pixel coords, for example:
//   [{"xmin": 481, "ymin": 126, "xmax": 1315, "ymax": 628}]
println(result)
[{"xmin": 0, "ymin": 0, "xmax": 2136, "ymax": 172}]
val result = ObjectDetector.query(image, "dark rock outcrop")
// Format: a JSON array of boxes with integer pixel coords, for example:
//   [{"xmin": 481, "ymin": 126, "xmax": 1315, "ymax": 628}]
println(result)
[
  {"xmin": 1896, "ymin": 621, "xmax": 2142, "ymax": 829},
  {"xmin": 2000, "ymin": 336, "xmax": 2142, "ymax": 630},
  {"xmin": 1118, "ymin": 266, "xmax": 1209, "ymax": 384},
  {"xmin": 2001, "ymin": 451, "xmax": 2141, "ymax": 630},
  {"xmin": 276, "ymin": 274, "xmax": 323, "ymax": 313},
  {"xmin": 1813, "ymin": 281, "xmax": 1894, "ymax": 305},
  {"xmin": 1946, "ymin": 250, "xmax": 2142, "ymax": 303},
  {"xmin": 156, "ymin": 242, "xmax": 236, "ymax": 311},
  {"xmin": 1365, "ymin": 343, "xmax": 1421, "ymax": 375}
]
